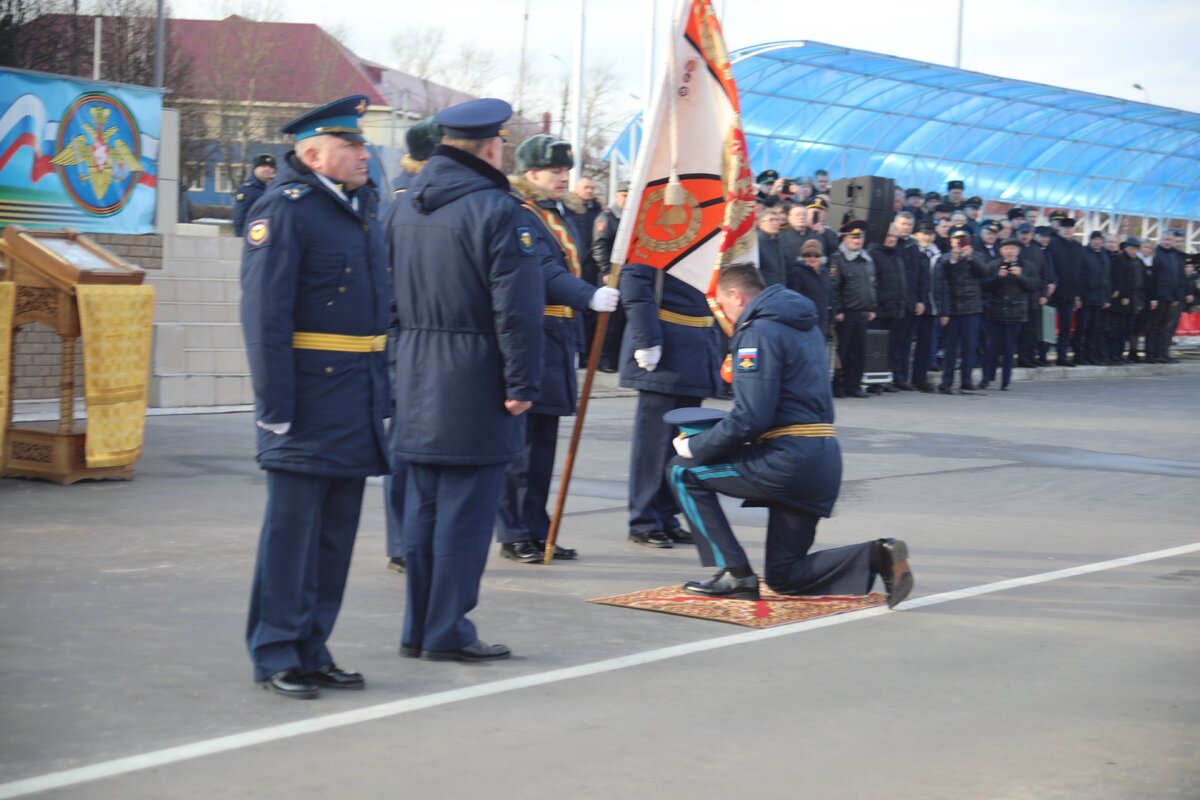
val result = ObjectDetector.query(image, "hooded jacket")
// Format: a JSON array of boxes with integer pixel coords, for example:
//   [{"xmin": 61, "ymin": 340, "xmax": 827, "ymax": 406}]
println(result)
[
  {"xmin": 240, "ymin": 152, "xmax": 390, "ymax": 477},
  {"xmin": 384, "ymin": 144, "xmax": 544, "ymax": 465},
  {"xmin": 687, "ymin": 285, "xmax": 841, "ymax": 517}
]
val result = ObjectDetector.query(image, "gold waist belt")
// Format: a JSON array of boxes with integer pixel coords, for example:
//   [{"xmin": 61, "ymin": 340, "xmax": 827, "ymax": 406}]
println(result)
[
  {"xmin": 292, "ymin": 332, "xmax": 387, "ymax": 352},
  {"xmin": 658, "ymin": 309, "xmax": 715, "ymax": 327},
  {"xmin": 758, "ymin": 424, "xmax": 837, "ymax": 441},
  {"xmin": 544, "ymin": 305, "xmax": 576, "ymax": 319}
]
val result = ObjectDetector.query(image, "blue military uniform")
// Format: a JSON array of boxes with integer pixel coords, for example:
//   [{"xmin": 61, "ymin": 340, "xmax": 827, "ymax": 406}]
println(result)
[
  {"xmin": 231, "ymin": 153, "xmax": 276, "ymax": 237},
  {"xmin": 667, "ymin": 285, "xmax": 879, "ymax": 596},
  {"xmin": 242, "ymin": 98, "xmax": 390, "ymax": 690},
  {"xmin": 496, "ymin": 170, "xmax": 596, "ymax": 556},
  {"xmin": 619, "ymin": 262, "xmax": 723, "ymax": 545},
  {"xmin": 385, "ymin": 99, "xmax": 544, "ymax": 657}
]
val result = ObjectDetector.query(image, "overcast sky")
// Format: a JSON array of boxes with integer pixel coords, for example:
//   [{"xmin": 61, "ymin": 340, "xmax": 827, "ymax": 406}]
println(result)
[{"xmin": 175, "ymin": 0, "xmax": 1200, "ymax": 120}]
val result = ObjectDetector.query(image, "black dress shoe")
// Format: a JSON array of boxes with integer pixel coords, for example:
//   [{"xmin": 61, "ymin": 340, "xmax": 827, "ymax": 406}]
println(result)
[
  {"xmin": 309, "ymin": 663, "xmax": 365, "ymax": 690},
  {"xmin": 871, "ymin": 538, "xmax": 914, "ymax": 609},
  {"xmin": 832, "ymin": 387, "xmax": 846, "ymax": 398},
  {"xmin": 976, "ymin": 381, "xmax": 991, "ymax": 390},
  {"xmin": 399, "ymin": 643, "xmax": 421, "ymax": 658},
  {"xmin": 423, "ymin": 640, "xmax": 511, "ymax": 662},
  {"xmin": 665, "ymin": 527, "xmax": 694, "ymax": 544},
  {"xmin": 683, "ymin": 569, "xmax": 761, "ymax": 600},
  {"xmin": 912, "ymin": 382, "xmax": 935, "ymax": 393},
  {"xmin": 598, "ymin": 364, "xmax": 617, "ymax": 374},
  {"xmin": 1059, "ymin": 360, "xmax": 1076, "ymax": 367},
  {"xmin": 937, "ymin": 385, "xmax": 955, "ymax": 395},
  {"xmin": 893, "ymin": 382, "xmax": 915, "ymax": 391},
  {"xmin": 500, "ymin": 541, "xmax": 543, "ymax": 562},
  {"xmin": 258, "ymin": 668, "xmax": 318, "ymax": 699},
  {"xmin": 848, "ymin": 388, "xmax": 870, "ymax": 398},
  {"xmin": 387, "ymin": 556, "xmax": 406, "ymax": 573},
  {"xmin": 533, "ymin": 540, "xmax": 577, "ymax": 560},
  {"xmin": 629, "ymin": 530, "xmax": 673, "ymax": 548},
  {"xmin": 960, "ymin": 383, "xmax": 979, "ymax": 391},
  {"xmin": 879, "ymin": 383, "xmax": 900, "ymax": 393}
]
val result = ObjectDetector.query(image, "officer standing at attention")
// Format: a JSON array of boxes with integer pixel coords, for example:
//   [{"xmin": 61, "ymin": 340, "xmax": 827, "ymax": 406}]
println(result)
[
  {"xmin": 665, "ymin": 263, "xmax": 913, "ymax": 607},
  {"xmin": 241, "ymin": 96, "xmax": 390, "ymax": 699},
  {"xmin": 619, "ymin": 257, "xmax": 723, "ymax": 548},
  {"xmin": 385, "ymin": 98, "xmax": 543, "ymax": 662},
  {"xmin": 383, "ymin": 116, "xmax": 441, "ymax": 575},
  {"xmin": 829, "ymin": 220, "xmax": 876, "ymax": 399},
  {"xmin": 497, "ymin": 135, "xmax": 620, "ymax": 563},
  {"xmin": 231, "ymin": 153, "xmax": 276, "ymax": 236}
]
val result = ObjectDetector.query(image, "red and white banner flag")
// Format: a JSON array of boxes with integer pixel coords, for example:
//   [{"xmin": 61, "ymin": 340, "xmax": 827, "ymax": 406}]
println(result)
[{"xmin": 610, "ymin": 0, "xmax": 757, "ymax": 335}]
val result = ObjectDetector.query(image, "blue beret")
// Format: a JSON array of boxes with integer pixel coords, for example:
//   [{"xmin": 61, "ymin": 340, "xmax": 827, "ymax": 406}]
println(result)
[
  {"xmin": 435, "ymin": 98, "xmax": 512, "ymax": 140},
  {"xmin": 663, "ymin": 407, "xmax": 729, "ymax": 437},
  {"xmin": 282, "ymin": 95, "xmax": 369, "ymax": 143}
]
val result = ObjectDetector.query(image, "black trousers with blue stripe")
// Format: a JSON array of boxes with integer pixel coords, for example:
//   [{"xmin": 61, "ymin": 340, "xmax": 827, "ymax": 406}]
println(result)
[{"xmin": 667, "ymin": 456, "xmax": 875, "ymax": 596}]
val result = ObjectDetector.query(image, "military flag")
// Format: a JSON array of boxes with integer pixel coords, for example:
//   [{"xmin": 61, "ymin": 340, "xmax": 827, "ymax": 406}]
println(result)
[{"xmin": 610, "ymin": 0, "xmax": 757, "ymax": 335}]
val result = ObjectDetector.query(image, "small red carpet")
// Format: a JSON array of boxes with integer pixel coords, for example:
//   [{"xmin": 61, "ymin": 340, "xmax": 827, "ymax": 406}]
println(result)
[{"xmin": 589, "ymin": 585, "xmax": 887, "ymax": 628}]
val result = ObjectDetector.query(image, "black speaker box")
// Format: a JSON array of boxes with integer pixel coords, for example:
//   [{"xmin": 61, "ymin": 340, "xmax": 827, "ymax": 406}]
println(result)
[
  {"xmin": 827, "ymin": 176, "xmax": 896, "ymax": 244},
  {"xmin": 864, "ymin": 328, "xmax": 891, "ymax": 374}
]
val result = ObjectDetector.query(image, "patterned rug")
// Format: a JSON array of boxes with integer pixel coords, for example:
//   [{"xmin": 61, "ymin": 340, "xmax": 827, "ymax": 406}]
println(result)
[{"xmin": 589, "ymin": 585, "xmax": 887, "ymax": 628}]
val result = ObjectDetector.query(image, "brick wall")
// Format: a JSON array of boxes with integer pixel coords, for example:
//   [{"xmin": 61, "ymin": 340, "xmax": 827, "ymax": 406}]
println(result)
[{"xmin": 10, "ymin": 233, "xmax": 161, "ymax": 401}]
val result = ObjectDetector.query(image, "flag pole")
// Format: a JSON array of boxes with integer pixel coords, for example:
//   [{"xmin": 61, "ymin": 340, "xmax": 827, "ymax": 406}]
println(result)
[{"xmin": 542, "ymin": 267, "xmax": 621, "ymax": 565}]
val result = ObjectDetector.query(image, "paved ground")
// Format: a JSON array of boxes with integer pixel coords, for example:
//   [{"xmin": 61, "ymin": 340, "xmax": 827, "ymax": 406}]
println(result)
[{"xmin": 1, "ymin": 373, "xmax": 1198, "ymax": 799}]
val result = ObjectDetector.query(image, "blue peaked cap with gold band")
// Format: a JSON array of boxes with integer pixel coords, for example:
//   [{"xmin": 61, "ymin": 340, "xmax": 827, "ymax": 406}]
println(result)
[
  {"xmin": 434, "ymin": 98, "xmax": 512, "ymax": 140},
  {"xmin": 281, "ymin": 95, "xmax": 370, "ymax": 143},
  {"xmin": 663, "ymin": 407, "xmax": 729, "ymax": 437}
]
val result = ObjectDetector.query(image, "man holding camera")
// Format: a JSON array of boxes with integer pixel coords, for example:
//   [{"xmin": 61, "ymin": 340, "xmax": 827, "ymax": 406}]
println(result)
[{"xmin": 934, "ymin": 225, "xmax": 989, "ymax": 393}]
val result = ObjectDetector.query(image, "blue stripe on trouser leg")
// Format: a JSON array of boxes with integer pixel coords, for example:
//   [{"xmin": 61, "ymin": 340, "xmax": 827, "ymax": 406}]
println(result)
[
  {"xmin": 667, "ymin": 462, "xmax": 752, "ymax": 570},
  {"xmin": 669, "ymin": 464, "xmax": 725, "ymax": 568}
]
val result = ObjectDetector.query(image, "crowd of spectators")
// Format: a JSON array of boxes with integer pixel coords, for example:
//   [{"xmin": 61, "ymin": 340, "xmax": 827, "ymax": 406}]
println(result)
[{"xmin": 753, "ymin": 173, "xmax": 1199, "ymax": 396}]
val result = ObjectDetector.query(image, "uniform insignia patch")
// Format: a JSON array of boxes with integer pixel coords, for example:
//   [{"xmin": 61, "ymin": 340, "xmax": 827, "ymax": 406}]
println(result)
[
  {"xmin": 595, "ymin": 219, "xmax": 607, "ymax": 232},
  {"xmin": 283, "ymin": 185, "xmax": 312, "ymax": 201},
  {"xmin": 516, "ymin": 226, "xmax": 536, "ymax": 255},
  {"xmin": 736, "ymin": 347, "xmax": 758, "ymax": 372},
  {"xmin": 247, "ymin": 218, "xmax": 270, "ymax": 247},
  {"xmin": 235, "ymin": 192, "xmax": 245, "ymax": 201}
]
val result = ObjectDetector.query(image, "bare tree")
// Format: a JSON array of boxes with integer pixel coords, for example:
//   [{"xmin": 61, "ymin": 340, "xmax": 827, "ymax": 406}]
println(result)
[{"xmin": 390, "ymin": 25, "xmax": 445, "ymax": 83}]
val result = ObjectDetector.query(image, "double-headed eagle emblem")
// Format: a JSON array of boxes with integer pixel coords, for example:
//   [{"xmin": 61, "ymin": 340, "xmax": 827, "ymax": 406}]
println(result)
[{"xmin": 50, "ymin": 105, "xmax": 142, "ymax": 201}]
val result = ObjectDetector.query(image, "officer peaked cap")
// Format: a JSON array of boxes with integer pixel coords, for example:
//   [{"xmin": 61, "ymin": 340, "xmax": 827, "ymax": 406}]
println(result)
[
  {"xmin": 435, "ymin": 98, "xmax": 512, "ymax": 140},
  {"xmin": 282, "ymin": 95, "xmax": 369, "ymax": 143}
]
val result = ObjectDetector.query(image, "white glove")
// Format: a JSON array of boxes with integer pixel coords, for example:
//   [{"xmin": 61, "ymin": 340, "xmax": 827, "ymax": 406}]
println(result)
[
  {"xmin": 256, "ymin": 420, "xmax": 291, "ymax": 435},
  {"xmin": 634, "ymin": 345, "xmax": 662, "ymax": 372},
  {"xmin": 672, "ymin": 435, "xmax": 692, "ymax": 459},
  {"xmin": 588, "ymin": 286, "xmax": 620, "ymax": 313}
]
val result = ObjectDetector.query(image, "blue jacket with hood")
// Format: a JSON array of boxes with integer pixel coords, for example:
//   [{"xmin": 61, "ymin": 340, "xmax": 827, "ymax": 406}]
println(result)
[{"xmin": 687, "ymin": 284, "xmax": 842, "ymax": 517}]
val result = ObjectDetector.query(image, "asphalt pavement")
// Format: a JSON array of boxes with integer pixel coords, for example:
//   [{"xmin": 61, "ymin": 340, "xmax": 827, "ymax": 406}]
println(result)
[{"xmin": 1, "ymin": 372, "xmax": 1198, "ymax": 799}]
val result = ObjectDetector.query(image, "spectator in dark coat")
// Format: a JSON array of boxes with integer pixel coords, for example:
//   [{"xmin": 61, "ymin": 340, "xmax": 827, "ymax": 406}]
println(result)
[
  {"xmin": 779, "ymin": 204, "xmax": 809, "ymax": 266},
  {"xmin": 1109, "ymin": 237, "xmax": 1144, "ymax": 362},
  {"xmin": 934, "ymin": 225, "xmax": 989, "ymax": 393},
  {"xmin": 592, "ymin": 183, "xmax": 628, "ymax": 372},
  {"xmin": 756, "ymin": 205, "xmax": 787, "ymax": 287},
  {"xmin": 1145, "ymin": 232, "xmax": 1189, "ymax": 362},
  {"xmin": 1075, "ymin": 231, "xmax": 1112, "ymax": 364},
  {"xmin": 830, "ymin": 220, "xmax": 876, "ymax": 398},
  {"xmin": 909, "ymin": 221, "xmax": 941, "ymax": 392},
  {"xmin": 866, "ymin": 226, "xmax": 906, "ymax": 392},
  {"xmin": 1015, "ymin": 223, "xmax": 1052, "ymax": 366},
  {"xmin": 570, "ymin": 176, "xmax": 604, "ymax": 360},
  {"xmin": 1046, "ymin": 214, "xmax": 1084, "ymax": 365},
  {"xmin": 788, "ymin": 238, "xmax": 831, "ymax": 334},
  {"xmin": 980, "ymin": 239, "xmax": 1037, "ymax": 390},
  {"xmin": 890, "ymin": 211, "xmax": 928, "ymax": 390}
]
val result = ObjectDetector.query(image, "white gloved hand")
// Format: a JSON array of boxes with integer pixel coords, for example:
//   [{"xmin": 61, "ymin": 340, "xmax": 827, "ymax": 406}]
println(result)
[
  {"xmin": 634, "ymin": 345, "xmax": 662, "ymax": 372},
  {"xmin": 256, "ymin": 420, "xmax": 291, "ymax": 435},
  {"xmin": 588, "ymin": 286, "xmax": 620, "ymax": 313},
  {"xmin": 672, "ymin": 435, "xmax": 692, "ymax": 459}
]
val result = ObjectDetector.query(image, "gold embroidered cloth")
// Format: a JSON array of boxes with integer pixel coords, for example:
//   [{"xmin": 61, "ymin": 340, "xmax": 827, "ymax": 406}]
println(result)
[{"xmin": 75, "ymin": 284, "xmax": 155, "ymax": 468}]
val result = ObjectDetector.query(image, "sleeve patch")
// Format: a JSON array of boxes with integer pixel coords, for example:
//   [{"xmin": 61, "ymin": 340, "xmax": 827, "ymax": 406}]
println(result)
[
  {"xmin": 516, "ymin": 226, "xmax": 536, "ymax": 255},
  {"xmin": 735, "ymin": 347, "xmax": 758, "ymax": 372},
  {"xmin": 246, "ymin": 218, "xmax": 270, "ymax": 247},
  {"xmin": 595, "ymin": 218, "xmax": 607, "ymax": 233},
  {"xmin": 234, "ymin": 192, "xmax": 245, "ymax": 201}
]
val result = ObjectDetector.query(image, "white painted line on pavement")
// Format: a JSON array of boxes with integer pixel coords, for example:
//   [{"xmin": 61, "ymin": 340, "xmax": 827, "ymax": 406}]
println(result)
[{"xmin": 2, "ymin": 541, "xmax": 1197, "ymax": 799}]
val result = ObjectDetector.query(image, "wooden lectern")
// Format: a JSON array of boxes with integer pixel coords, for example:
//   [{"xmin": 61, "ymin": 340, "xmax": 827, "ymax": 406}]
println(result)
[{"xmin": 0, "ymin": 226, "xmax": 146, "ymax": 484}]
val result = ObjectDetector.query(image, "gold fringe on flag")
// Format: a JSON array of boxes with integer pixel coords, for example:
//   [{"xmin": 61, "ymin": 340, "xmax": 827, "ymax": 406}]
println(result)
[{"xmin": 75, "ymin": 284, "xmax": 155, "ymax": 468}]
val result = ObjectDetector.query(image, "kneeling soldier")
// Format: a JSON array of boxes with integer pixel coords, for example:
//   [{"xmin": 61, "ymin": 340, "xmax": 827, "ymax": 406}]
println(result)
[{"xmin": 665, "ymin": 263, "xmax": 913, "ymax": 607}]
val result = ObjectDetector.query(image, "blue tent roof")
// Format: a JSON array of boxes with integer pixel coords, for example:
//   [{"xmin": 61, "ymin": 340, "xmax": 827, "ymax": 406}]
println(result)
[{"xmin": 607, "ymin": 41, "xmax": 1200, "ymax": 221}]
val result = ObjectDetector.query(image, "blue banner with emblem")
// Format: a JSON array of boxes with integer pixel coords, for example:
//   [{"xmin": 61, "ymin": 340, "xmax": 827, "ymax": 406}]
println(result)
[{"xmin": 0, "ymin": 67, "xmax": 163, "ymax": 233}]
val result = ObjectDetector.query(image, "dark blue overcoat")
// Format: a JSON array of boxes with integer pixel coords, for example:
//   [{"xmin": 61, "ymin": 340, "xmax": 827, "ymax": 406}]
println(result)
[
  {"xmin": 239, "ymin": 154, "xmax": 391, "ymax": 478},
  {"xmin": 384, "ymin": 145, "xmax": 544, "ymax": 465},
  {"xmin": 687, "ymin": 285, "xmax": 842, "ymax": 518}
]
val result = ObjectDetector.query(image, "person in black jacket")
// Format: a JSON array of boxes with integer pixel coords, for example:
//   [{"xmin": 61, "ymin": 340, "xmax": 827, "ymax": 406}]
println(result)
[
  {"xmin": 1032, "ymin": 226, "xmax": 1059, "ymax": 365},
  {"xmin": 665, "ymin": 263, "xmax": 913, "ymax": 608},
  {"xmin": 788, "ymin": 238, "xmax": 831, "ymax": 334},
  {"xmin": 592, "ymin": 183, "xmax": 629, "ymax": 372},
  {"xmin": 1074, "ymin": 231, "xmax": 1112, "ymax": 364},
  {"xmin": 1108, "ymin": 237, "xmax": 1144, "ymax": 362},
  {"xmin": 866, "ymin": 225, "xmax": 906, "ymax": 392},
  {"xmin": 934, "ymin": 225, "xmax": 989, "ymax": 393},
  {"xmin": 1015, "ymin": 223, "xmax": 1053, "ymax": 367},
  {"xmin": 778, "ymin": 204, "xmax": 809, "ymax": 271},
  {"xmin": 756, "ymin": 205, "xmax": 787, "ymax": 287},
  {"xmin": 830, "ymin": 220, "xmax": 876, "ymax": 398},
  {"xmin": 910, "ymin": 221, "xmax": 941, "ymax": 392},
  {"xmin": 1046, "ymin": 213, "xmax": 1084, "ymax": 365},
  {"xmin": 386, "ymin": 98, "xmax": 544, "ymax": 663},
  {"xmin": 1145, "ymin": 232, "xmax": 1189, "ymax": 363},
  {"xmin": 980, "ymin": 239, "xmax": 1037, "ymax": 390},
  {"xmin": 890, "ymin": 212, "xmax": 928, "ymax": 390},
  {"xmin": 570, "ymin": 176, "xmax": 604, "ymax": 360}
]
